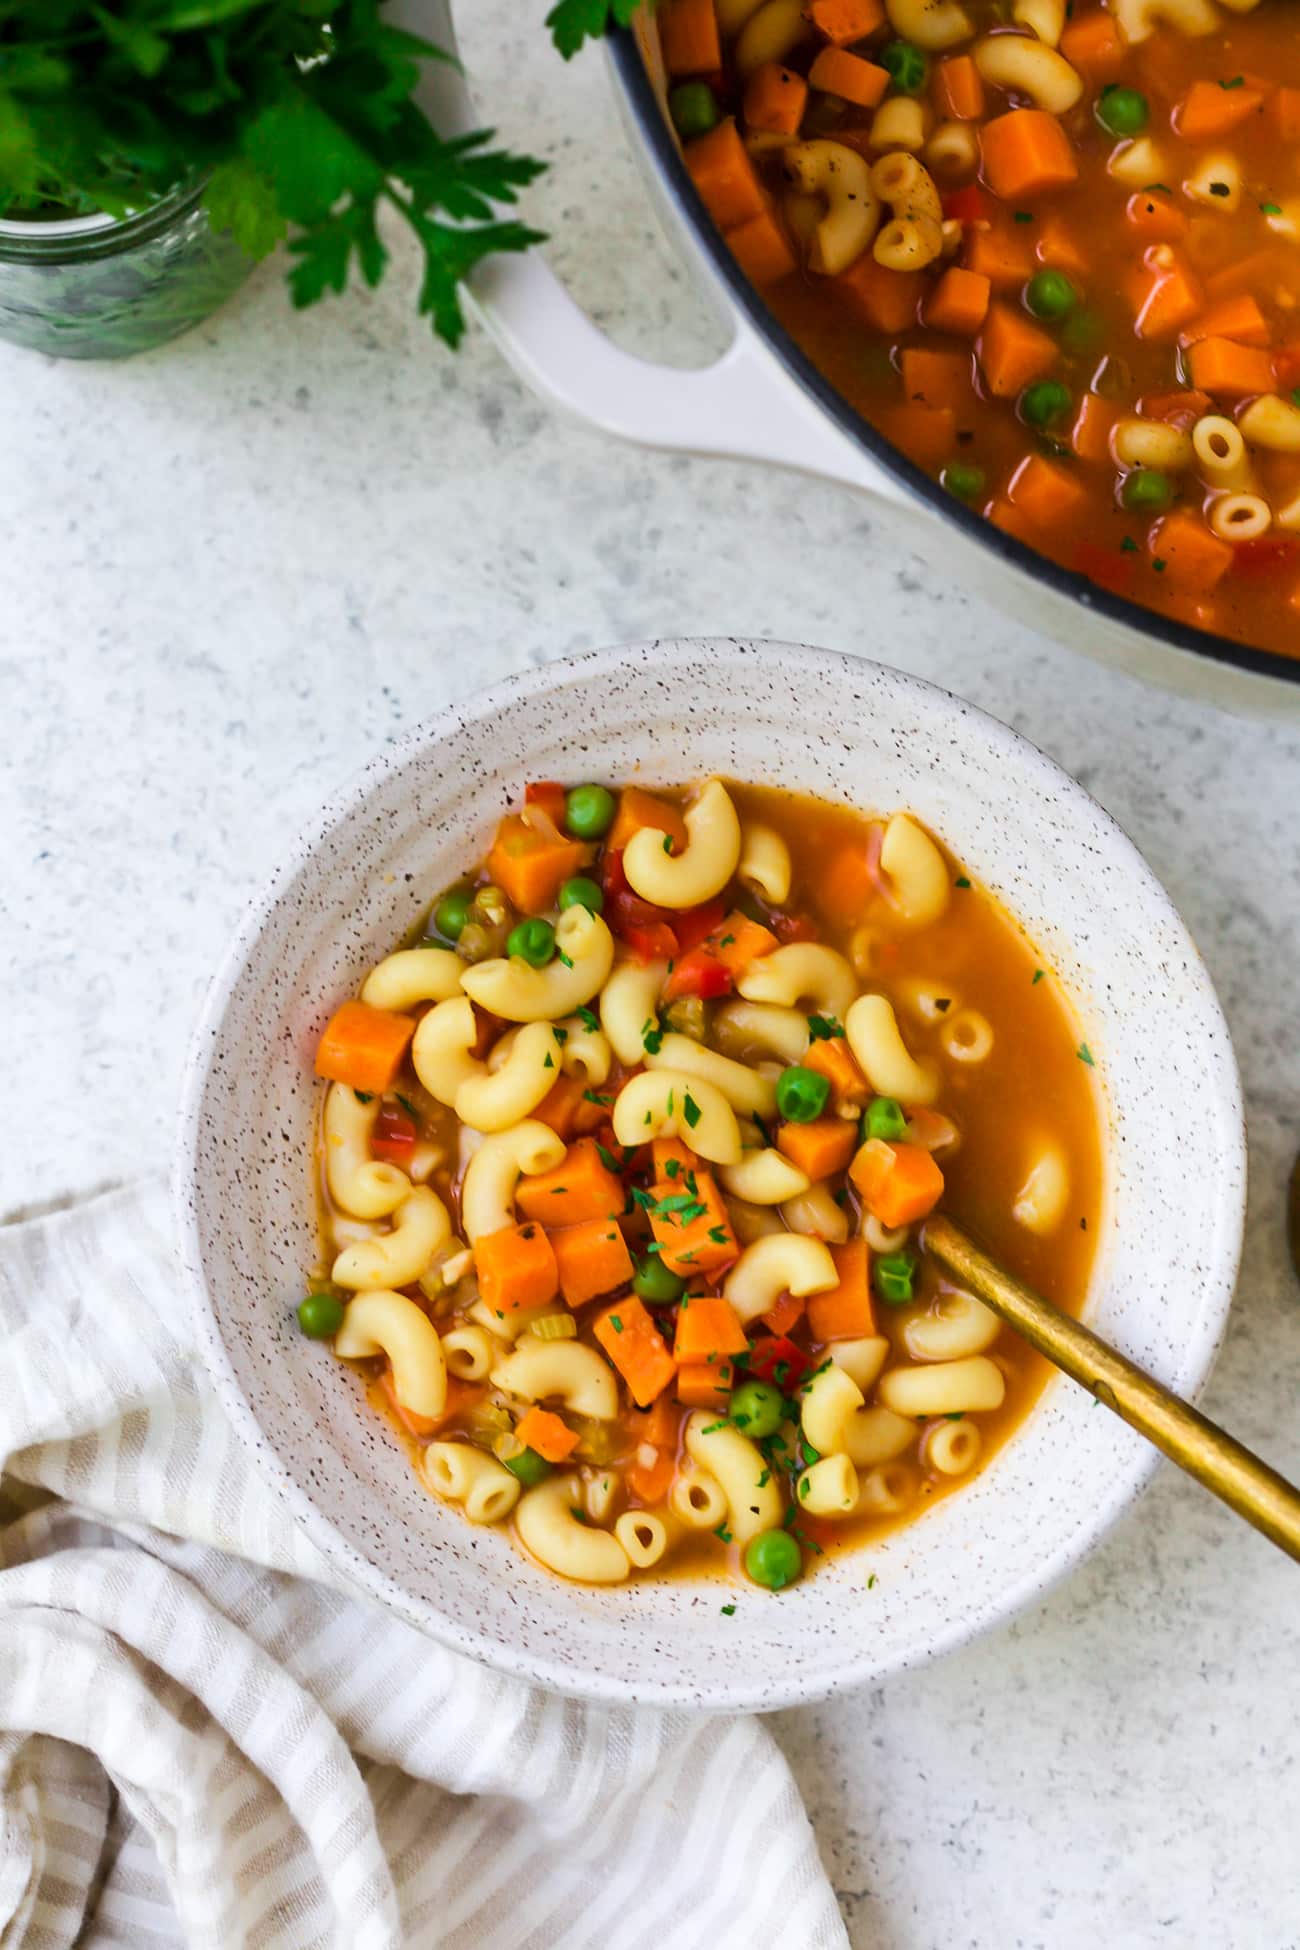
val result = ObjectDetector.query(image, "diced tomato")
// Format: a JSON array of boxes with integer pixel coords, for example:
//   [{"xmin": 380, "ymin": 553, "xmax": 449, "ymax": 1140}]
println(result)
[
  {"xmin": 620, "ymin": 919, "xmax": 680, "ymax": 960},
  {"xmin": 943, "ymin": 185, "xmax": 988, "ymax": 226},
  {"xmin": 1232, "ymin": 537, "xmax": 1299, "ymax": 577},
  {"xmin": 524, "ymin": 780, "xmax": 568, "ymax": 825},
  {"xmin": 1072, "ymin": 541, "xmax": 1137, "ymax": 597},
  {"xmin": 1271, "ymin": 345, "xmax": 1300, "ymax": 391},
  {"xmin": 674, "ymin": 898, "xmax": 727, "ymax": 954},
  {"xmin": 603, "ymin": 849, "xmax": 682, "ymax": 959},
  {"xmin": 371, "ymin": 1101, "xmax": 417, "ymax": 1162},
  {"xmin": 745, "ymin": 1334, "xmax": 812, "ymax": 1389},
  {"xmin": 662, "ymin": 946, "xmax": 735, "ymax": 1002}
]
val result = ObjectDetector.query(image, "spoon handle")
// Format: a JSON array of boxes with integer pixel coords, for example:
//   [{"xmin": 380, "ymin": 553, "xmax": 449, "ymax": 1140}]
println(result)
[{"xmin": 923, "ymin": 1215, "xmax": 1300, "ymax": 1564}]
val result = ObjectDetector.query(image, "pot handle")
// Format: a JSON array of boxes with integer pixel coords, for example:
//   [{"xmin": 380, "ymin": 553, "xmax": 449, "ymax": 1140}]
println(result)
[{"xmin": 467, "ymin": 246, "xmax": 911, "ymax": 505}]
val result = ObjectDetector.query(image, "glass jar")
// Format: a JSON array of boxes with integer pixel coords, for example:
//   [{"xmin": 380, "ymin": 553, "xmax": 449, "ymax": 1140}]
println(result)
[{"xmin": 0, "ymin": 177, "xmax": 255, "ymax": 360}]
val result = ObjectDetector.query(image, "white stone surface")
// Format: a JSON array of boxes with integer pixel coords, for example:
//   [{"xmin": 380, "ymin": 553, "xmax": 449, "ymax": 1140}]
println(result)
[{"xmin": 3, "ymin": 5, "xmax": 1298, "ymax": 1945}]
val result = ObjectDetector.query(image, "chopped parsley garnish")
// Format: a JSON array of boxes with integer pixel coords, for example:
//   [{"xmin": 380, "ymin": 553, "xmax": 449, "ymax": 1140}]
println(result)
[
  {"xmin": 583, "ymin": 1089, "xmax": 613, "ymax": 1105},
  {"xmin": 596, "ymin": 1143, "xmax": 620, "ymax": 1172},
  {"xmin": 577, "ymin": 1006, "xmax": 600, "ymax": 1031},
  {"xmin": 662, "ymin": 832, "xmax": 674, "ymax": 853},
  {"xmin": 557, "ymin": 950, "xmax": 574, "ymax": 968},
  {"xmin": 720, "ymin": 1603, "xmax": 736, "ymax": 1615},
  {"xmin": 1261, "ymin": 201, "xmax": 1282, "ymax": 215},
  {"xmin": 713, "ymin": 1524, "xmax": 733, "ymax": 1543},
  {"xmin": 543, "ymin": 1052, "xmax": 554, "ymax": 1069},
  {"xmin": 682, "ymin": 1092, "xmax": 702, "ymax": 1128},
  {"xmin": 1032, "ymin": 969, "xmax": 1045, "ymax": 984},
  {"xmin": 707, "ymin": 1225, "xmax": 730, "ymax": 1244},
  {"xmin": 1077, "ymin": 1043, "xmax": 1095, "ymax": 1067},
  {"xmin": 1120, "ymin": 536, "xmax": 1139, "ymax": 553},
  {"xmin": 807, "ymin": 1013, "xmax": 844, "ymax": 1041},
  {"xmin": 1219, "ymin": 74, "xmax": 1244, "ymax": 88},
  {"xmin": 609, "ymin": 1315, "xmax": 624, "ymax": 1333},
  {"xmin": 954, "ymin": 875, "xmax": 971, "ymax": 889},
  {"xmin": 395, "ymin": 1093, "xmax": 419, "ymax": 1120},
  {"xmin": 353, "ymin": 1090, "xmax": 374, "ymax": 1104}
]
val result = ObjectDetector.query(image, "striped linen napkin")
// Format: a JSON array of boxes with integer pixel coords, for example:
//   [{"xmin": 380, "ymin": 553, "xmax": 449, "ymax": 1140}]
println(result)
[{"xmin": 0, "ymin": 1183, "xmax": 847, "ymax": 1950}]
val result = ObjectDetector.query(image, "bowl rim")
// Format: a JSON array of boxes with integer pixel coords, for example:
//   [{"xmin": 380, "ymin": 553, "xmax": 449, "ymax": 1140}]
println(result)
[
  {"xmin": 174, "ymin": 637, "xmax": 1247, "ymax": 1710},
  {"xmin": 605, "ymin": 26, "xmax": 1300, "ymax": 693}
]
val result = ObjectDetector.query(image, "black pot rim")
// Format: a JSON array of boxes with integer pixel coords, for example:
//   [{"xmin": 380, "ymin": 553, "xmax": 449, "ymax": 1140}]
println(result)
[{"xmin": 608, "ymin": 25, "xmax": 1299, "ymax": 692}]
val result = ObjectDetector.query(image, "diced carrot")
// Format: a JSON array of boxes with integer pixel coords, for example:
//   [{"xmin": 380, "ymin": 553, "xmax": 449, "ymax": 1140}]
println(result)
[
  {"xmin": 1180, "ymin": 294, "xmax": 1270, "ymax": 349},
  {"xmin": 727, "ymin": 203, "xmax": 798, "ymax": 285},
  {"xmin": 977, "ymin": 302, "xmax": 1057, "ymax": 397},
  {"xmin": 776, "ymin": 1116, "xmax": 858, "ymax": 1180},
  {"xmin": 675, "ymin": 1361, "xmax": 734, "ymax": 1409},
  {"xmin": 475, "ymin": 1221, "xmax": 559, "ymax": 1316},
  {"xmin": 1275, "ymin": 344, "xmax": 1300, "ymax": 390},
  {"xmin": 804, "ymin": 1034, "xmax": 869, "ymax": 1106},
  {"xmin": 1034, "ymin": 214, "xmax": 1087, "ymax": 278},
  {"xmin": 683, "ymin": 118, "xmax": 767, "ymax": 230},
  {"xmin": 514, "ymin": 1405, "xmax": 580, "ymax": 1464},
  {"xmin": 924, "ymin": 265, "xmax": 990, "ymax": 337},
  {"xmin": 1131, "ymin": 257, "xmax": 1202, "ymax": 342},
  {"xmin": 525, "ymin": 780, "xmax": 568, "ymax": 825},
  {"xmin": 761, "ymin": 1291, "xmax": 806, "ymax": 1337},
  {"xmin": 835, "ymin": 256, "xmax": 923, "ymax": 333},
  {"xmin": 804, "ymin": 0, "xmax": 884, "ymax": 45},
  {"xmin": 962, "ymin": 224, "xmax": 1034, "ymax": 289},
  {"xmin": 932, "ymin": 53, "xmax": 983, "ymax": 121},
  {"xmin": 744, "ymin": 60, "xmax": 808, "ymax": 133},
  {"xmin": 1072, "ymin": 392, "xmax": 1118, "ymax": 465},
  {"xmin": 879, "ymin": 402, "xmax": 956, "ymax": 467},
  {"xmin": 635, "ymin": 1395, "xmax": 680, "ymax": 1448},
  {"xmin": 1204, "ymin": 248, "xmax": 1288, "ymax": 304},
  {"xmin": 849, "ymin": 1138, "xmax": 944, "ymax": 1228},
  {"xmin": 485, "ymin": 813, "xmax": 587, "ymax": 914},
  {"xmin": 672, "ymin": 1293, "xmax": 749, "ymax": 1364},
  {"xmin": 1006, "ymin": 452, "xmax": 1088, "ymax": 526},
  {"xmin": 315, "ymin": 1000, "xmax": 415, "ymax": 1095},
  {"xmin": 653, "ymin": 1136, "xmax": 697, "ymax": 1178},
  {"xmin": 516, "ymin": 1137, "xmax": 625, "ymax": 1227},
  {"xmin": 627, "ymin": 1446, "xmax": 676, "ymax": 1503},
  {"xmin": 594, "ymin": 1296, "xmax": 677, "ymax": 1407},
  {"xmin": 987, "ymin": 498, "xmax": 1038, "ymax": 547},
  {"xmin": 1124, "ymin": 189, "xmax": 1186, "ymax": 244},
  {"xmin": 660, "ymin": 0, "xmax": 722, "ymax": 76},
  {"xmin": 532, "ymin": 1072, "xmax": 608, "ymax": 1142},
  {"xmin": 550, "ymin": 1217, "xmax": 634, "ymax": 1308},
  {"xmin": 1138, "ymin": 387, "xmax": 1212, "ymax": 429},
  {"xmin": 1186, "ymin": 336, "xmax": 1275, "ymax": 400},
  {"xmin": 980, "ymin": 109, "xmax": 1078, "ymax": 201},
  {"xmin": 380, "ymin": 1368, "xmax": 472, "ymax": 1438},
  {"xmin": 807, "ymin": 47, "xmax": 888, "ymax": 109},
  {"xmin": 1273, "ymin": 86, "xmax": 1300, "ymax": 145},
  {"xmin": 712, "ymin": 913, "xmax": 778, "ymax": 973},
  {"xmin": 900, "ymin": 345, "xmax": 973, "ymax": 412},
  {"xmin": 817, "ymin": 839, "xmax": 873, "ymax": 924},
  {"xmin": 806, "ymin": 1240, "xmax": 876, "ymax": 1341},
  {"xmin": 1059, "ymin": 9, "xmax": 1123, "ymax": 81},
  {"xmin": 1175, "ymin": 78, "xmax": 1263, "ymax": 143},
  {"xmin": 648, "ymin": 1172, "xmax": 738, "ymax": 1276},
  {"xmin": 1148, "ymin": 513, "xmax": 1233, "ymax": 595},
  {"xmin": 606, "ymin": 786, "xmax": 688, "ymax": 854}
]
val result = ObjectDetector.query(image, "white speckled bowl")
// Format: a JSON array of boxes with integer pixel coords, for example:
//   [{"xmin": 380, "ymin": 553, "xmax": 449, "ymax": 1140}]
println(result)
[{"xmin": 176, "ymin": 639, "xmax": 1246, "ymax": 1712}]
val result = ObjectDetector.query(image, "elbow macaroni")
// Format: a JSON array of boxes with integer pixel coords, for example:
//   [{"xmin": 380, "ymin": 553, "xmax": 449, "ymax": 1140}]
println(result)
[
  {"xmin": 335, "ymin": 1289, "xmax": 448, "ymax": 1418},
  {"xmin": 622, "ymin": 779, "xmax": 742, "ymax": 909}
]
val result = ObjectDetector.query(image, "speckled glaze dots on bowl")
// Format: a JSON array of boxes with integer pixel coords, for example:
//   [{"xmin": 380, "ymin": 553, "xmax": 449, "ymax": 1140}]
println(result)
[{"xmin": 174, "ymin": 639, "xmax": 1246, "ymax": 1713}]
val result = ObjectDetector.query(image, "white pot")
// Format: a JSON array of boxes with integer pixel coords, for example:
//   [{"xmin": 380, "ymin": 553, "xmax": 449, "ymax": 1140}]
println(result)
[{"xmin": 403, "ymin": 0, "xmax": 1300, "ymax": 715}]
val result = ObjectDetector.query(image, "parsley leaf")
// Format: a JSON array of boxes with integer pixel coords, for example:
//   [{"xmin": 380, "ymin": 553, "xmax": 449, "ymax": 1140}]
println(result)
[{"xmin": 547, "ymin": 0, "xmax": 642, "ymax": 59}]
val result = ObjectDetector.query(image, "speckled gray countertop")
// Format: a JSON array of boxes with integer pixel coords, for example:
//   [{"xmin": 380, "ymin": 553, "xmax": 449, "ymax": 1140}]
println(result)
[{"xmin": 4, "ymin": 5, "xmax": 1299, "ymax": 1945}]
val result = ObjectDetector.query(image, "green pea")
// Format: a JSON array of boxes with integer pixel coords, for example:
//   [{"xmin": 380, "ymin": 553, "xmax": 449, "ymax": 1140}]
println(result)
[
  {"xmin": 864, "ymin": 1096, "xmax": 908, "ymax": 1142},
  {"xmin": 297, "ymin": 1292, "xmax": 344, "ymax": 1339},
  {"xmin": 1120, "ymin": 467, "xmax": 1173, "ymax": 513},
  {"xmin": 502, "ymin": 1446, "xmax": 552, "ymax": 1486},
  {"xmin": 776, "ymin": 1065, "xmax": 831, "ymax": 1123},
  {"xmin": 564, "ymin": 784, "xmax": 616, "ymax": 840},
  {"xmin": 1060, "ymin": 309, "xmax": 1102, "ymax": 357},
  {"xmin": 558, "ymin": 875, "xmax": 604, "ymax": 914},
  {"xmin": 1096, "ymin": 86, "xmax": 1148, "ymax": 138},
  {"xmin": 941, "ymin": 462, "xmax": 985, "ymax": 502},
  {"xmin": 506, "ymin": 917, "xmax": 556, "ymax": 965},
  {"xmin": 744, "ymin": 1527, "xmax": 803, "ymax": 1591},
  {"xmin": 729, "ymin": 1379, "xmax": 785, "ymax": 1439},
  {"xmin": 1025, "ymin": 269, "xmax": 1076, "ymax": 320},
  {"xmin": 431, "ymin": 886, "xmax": 472, "ymax": 943},
  {"xmin": 668, "ymin": 80, "xmax": 719, "ymax": 140},
  {"xmin": 633, "ymin": 1255, "xmax": 686, "ymax": 1304},
  {"xmin": 1019, "ymin": 379, "xmax": 1072, "ymax": 429},
  {"xmin": 875, "ymin": 1250, "xmax": 918, "ymax": 1306},
  {"xmin": 880, "ymin": 38, "xmax": 927, "ymax": 94}
]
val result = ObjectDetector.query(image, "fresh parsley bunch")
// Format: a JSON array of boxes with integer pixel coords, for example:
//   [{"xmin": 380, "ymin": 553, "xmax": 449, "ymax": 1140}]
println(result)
[{"xmin": 0, "ymin": 0, "xmax": 548, "ymax": 345}]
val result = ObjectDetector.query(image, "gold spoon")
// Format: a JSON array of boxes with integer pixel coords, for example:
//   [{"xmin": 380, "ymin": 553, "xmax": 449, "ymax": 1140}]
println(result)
[{"xmin": 922, "ymin": 1214, "xmax": 1300, "ymax": 1563}]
